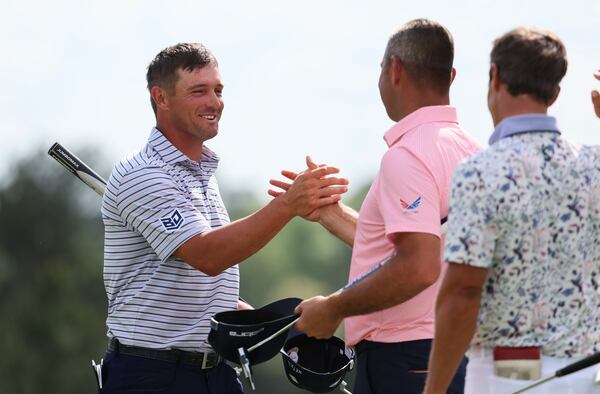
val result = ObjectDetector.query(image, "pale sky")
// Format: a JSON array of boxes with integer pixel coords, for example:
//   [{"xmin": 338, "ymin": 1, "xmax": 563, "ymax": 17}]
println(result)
[{"xmin": 2, "ymin": 0, "xmax": 599, "ymax": 197}]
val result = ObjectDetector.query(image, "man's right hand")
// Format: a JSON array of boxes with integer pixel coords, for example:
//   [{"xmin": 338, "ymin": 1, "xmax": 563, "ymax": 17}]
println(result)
[
  {"xmin": 274, "ymin": 159, "xmax": 348, "ymax": 219},
  {"xmin": 270, "ymin": 156, "xmax": 358, "ymax": 246},
  {"xmin": 269, "ymin": 156, "xmax": 346, "ymax": 221},
  {"xmin": 592, "ymin": 70, "xmax": 600, "ymax": 119}
]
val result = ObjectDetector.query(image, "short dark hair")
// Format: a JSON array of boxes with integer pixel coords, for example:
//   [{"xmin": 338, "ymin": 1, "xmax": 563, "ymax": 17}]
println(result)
[
  {"xmin": 146, "ymin": 43, "xmax": 218, "ymax": 115},
  {"xmin": 491, "ymin": 27, "xmax": 567, "ymax": 104},
  {"xmin": 385, "ymin": 19, "xmax": 454, "ymax": 94}
]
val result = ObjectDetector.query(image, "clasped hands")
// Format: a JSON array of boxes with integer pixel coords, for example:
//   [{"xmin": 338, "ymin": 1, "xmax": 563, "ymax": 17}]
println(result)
[
  {"xmin": 268, "ymin": 156, "xmax": 348, "ymax": 339},
  {"xmin": 269, "ymin": 156, "xmax": 346, "ymax": 222}
]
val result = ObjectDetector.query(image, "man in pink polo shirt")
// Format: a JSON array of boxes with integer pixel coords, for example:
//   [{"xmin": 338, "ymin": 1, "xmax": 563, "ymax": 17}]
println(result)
[{"xmin": 271, "ymin": 19, "xmax": 481, "ymax": 393}]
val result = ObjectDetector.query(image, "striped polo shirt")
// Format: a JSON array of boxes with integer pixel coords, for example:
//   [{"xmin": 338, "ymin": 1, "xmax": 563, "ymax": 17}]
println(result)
[{"xmin": 101, "ymin": 127, "xmax": 239, "ymax": 352}]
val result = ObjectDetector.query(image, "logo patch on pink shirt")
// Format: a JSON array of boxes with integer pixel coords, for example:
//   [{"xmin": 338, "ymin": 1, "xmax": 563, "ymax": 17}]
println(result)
[{"xmin": 400, "ymin": 196, "xmax": 422, "ymax": 212}]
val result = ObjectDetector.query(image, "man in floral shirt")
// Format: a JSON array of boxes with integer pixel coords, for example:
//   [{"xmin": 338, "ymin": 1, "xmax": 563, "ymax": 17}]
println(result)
[{"xmin": 424, "ymin": 28, "xmax": 600, "ymax": 393}]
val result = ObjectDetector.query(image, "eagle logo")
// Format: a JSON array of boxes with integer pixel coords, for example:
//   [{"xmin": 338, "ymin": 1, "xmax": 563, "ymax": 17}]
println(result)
[{"xmin": 400, "ymin": 196, "xmax": 422, "ymax": 212}]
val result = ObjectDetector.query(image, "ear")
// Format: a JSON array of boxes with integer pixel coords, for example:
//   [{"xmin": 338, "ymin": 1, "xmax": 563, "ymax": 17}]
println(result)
[
  {"xmin": 389, "ymin": 55, "xmax": 403, "ymax": 85},
  {"xmin": 547, "ymin": 86, "xmax": 560, "ymax": 107},
  {"xmin": 490, "ymin": 63, "xmax": 501, "ymax": 91},
  {"xmin": 150, "ymin": 85, "xmax": 169, "ymax": 112},
  {"xmin": 450, "ymin": 67, "xmax": 457, "ymax": 85}
]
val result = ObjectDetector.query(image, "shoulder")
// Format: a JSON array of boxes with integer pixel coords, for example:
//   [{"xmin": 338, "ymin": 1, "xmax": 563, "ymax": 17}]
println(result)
[
  {"xmin": 575, "ymin": 141, "xmax": 600, "ymax": 163},
  {"xmin": 381, "ymin": 144, "xmax": 415, "ymax": 164},
  {"xmin": 398, "ymin": 123, "xmax": 482, "ymax": 161},
  {"xmin": 380, "ymin": 146, "xmax": 427, "ymax": 178},
  {"xmin": 117, "ymin": 144, "xmax": 165, "ymax": 176},
  {"xmin": 108, "ymin": 145, "xmax": 169, "ymax": 193},
  {"xmin": 455, "ymin": 139, "xmax": 519, "ymax": 177},
  {"xmin": 450, "ymin": 147, "xmax": 503, "ymax": 200}
]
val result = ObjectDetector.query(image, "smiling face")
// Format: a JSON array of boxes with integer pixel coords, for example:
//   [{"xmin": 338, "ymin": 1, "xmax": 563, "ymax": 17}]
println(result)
[{"xmin": 165, "ymin": 65, "xmax": 224, "ymax": 144}]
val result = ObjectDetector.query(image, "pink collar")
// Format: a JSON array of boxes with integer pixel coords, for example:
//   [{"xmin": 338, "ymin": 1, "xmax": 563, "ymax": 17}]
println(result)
[{"xmin": 383, "ymin": 105, "xmax": 458, "ymax": 147}]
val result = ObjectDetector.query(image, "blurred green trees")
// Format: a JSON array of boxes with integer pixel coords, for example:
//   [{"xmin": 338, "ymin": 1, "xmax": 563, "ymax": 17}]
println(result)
[
  {"xmin": 0, "ymin": 150, "xmax": 106, "ymax": 393},
  {"xmin": 0, "ymin": 149, "xmax": 368, "ymax": 393}
]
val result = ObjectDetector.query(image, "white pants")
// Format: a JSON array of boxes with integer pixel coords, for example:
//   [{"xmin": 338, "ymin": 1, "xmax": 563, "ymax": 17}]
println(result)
[{"xmin": 465, "ymin": 346, "xmax": 600, "ymax": 394}]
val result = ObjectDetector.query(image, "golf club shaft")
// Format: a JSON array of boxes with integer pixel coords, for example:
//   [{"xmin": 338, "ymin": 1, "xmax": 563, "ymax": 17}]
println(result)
[
  {"xmin": 512, "ymin": 351, "xmax": 600, "ymax": 393},
  {"xmin": 343, "ymin": 220, "xmax": 447, "ymax": 291},
  {"xmin": 247, "ymin": 317, "xmax": 299, "ymax": 353},
  {"xmin": 339, "ymin": 380, "xmax": 352, "ymax": 394},
  {"xmin": 511, "ymin": 375, "xmax": 555, "ymax": 394}
]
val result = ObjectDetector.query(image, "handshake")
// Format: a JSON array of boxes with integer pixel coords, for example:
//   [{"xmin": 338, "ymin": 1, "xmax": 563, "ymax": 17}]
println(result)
[{"xmin": 268, "ymin": 155, "xmax": 349, "ymax": 223}]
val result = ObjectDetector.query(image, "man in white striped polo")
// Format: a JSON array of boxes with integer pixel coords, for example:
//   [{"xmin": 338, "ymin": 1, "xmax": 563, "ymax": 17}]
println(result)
[{"xmin": 99, "ymin": 43, "xmax": 348, "ymax": 393}]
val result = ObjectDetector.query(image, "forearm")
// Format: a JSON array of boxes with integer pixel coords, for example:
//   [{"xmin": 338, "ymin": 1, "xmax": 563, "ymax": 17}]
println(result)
[
  {"xmin": 318, "ymin": 203, "xmax": 357, "ymax": 247},
  {"xmin": 330, "ymin": 251, "xmax": 440, "ymax": 318},
  {"xmin": 424, "ymin": 288, "xmax": 481, "ymax": 394},
  {"xmin": 295, "ymin": 232, "xmax": 442, "ymax": 339},
  {"xmin": 176, "ymin": 196, "xmax": 293, "ymax": 275}
]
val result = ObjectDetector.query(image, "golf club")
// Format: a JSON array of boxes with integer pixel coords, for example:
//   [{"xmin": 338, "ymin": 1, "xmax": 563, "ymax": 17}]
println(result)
[
  {"xmin": 237, "ymin": 317, "xmax": 300, "ymax": 390},
  {"xmin": 512, "ymin": 351, "xmax": 600, "ymax": 393},
  {"xmin": 48, "ymin": 142, "xmax": 107, "ymax": 196}
]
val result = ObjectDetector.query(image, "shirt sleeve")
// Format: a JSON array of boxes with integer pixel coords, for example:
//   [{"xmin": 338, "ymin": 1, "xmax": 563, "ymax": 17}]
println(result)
[
  {"xmin": 443, "ymin": 159, "xmax": 497, "ymax": 268},
  {"xmin": 115, "ymin": 166, "xmax": 210, "ymax": 262},
  {"xmin": 377, "ymin": 147, "xmax": 442, "ymax": 238}
]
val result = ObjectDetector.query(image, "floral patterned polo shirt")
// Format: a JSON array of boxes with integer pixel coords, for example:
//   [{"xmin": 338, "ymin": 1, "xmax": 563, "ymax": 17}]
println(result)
[{"xmin": 444, "ymin": 114, "xmax": 600, "ymax": 357}]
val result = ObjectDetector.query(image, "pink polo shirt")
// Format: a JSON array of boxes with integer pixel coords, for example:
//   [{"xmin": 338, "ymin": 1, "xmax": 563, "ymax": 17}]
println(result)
[{"xmin": 345, "ymin": 105, "xmax": 481, "ymax": 347}]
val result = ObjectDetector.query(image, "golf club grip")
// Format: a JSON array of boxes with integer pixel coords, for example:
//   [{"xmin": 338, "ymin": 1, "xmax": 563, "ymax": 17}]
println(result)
[
  {"xmin": 555, "ymin": 352, "xmax": 600, "ymax": 377},
  {"xmin": 48, "ymin": 142, "xmax": 107, "ymax": 196}
]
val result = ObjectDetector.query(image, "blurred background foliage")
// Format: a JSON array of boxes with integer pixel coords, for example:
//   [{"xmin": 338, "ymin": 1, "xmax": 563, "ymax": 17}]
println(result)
[{"xmin": 0, "ymin": 148, "xmax": 369, "ymax": 393}]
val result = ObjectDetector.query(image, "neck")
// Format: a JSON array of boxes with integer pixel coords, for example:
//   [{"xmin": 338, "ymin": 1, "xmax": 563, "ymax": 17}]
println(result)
[
  {"xmin": 493, "ymin": 95, "xmax": 548, "ymax": 126},
  {"xmin": 396, "ymin": 89, "xmax": 450, "ymax": 122},
  {"xmin": 156, "ymin": 118, "xmax": 204, "ymax": 162}
]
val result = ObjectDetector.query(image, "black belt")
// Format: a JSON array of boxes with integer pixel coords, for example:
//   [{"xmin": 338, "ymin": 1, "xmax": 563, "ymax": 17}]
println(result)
[
  {"xmin": 354, "ymin": 339, "xmax": 433, "ymax": 355},
  {"xmin": 108, "ymin": 338, "xmax": 222, "ymax": 369}
]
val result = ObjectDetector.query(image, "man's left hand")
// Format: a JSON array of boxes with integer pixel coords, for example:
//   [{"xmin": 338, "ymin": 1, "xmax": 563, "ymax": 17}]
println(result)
[
  {"xmin": 592, "ymin": 70, "xmax": 600, "ymax": 119},
  {"xmin": 237, "ymin": 299, "xmax": 254, "ymax": 310},
  {"xmin": 294, "ymin": 294, "xmax": 344, "ymax": 339},
  {"xmin": 269, "ymin": 156, "xmax": 341, "ymax": 222}
]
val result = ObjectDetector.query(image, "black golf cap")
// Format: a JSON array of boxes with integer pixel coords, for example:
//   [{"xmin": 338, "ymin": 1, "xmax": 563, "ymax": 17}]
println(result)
[
  {"xmin": 208, "ymin": 297, "xmax": 302, "ymax": 365},
  {"xmin": 281, "ymin": 329, "xmax": 355, "ymax": 393}
]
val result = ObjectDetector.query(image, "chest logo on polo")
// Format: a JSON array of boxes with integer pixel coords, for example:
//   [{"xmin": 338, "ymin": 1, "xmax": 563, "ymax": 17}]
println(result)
[
  {"xmin": 160, "ymin": 209, "xmax": 184, "ymax": 231},
  {"xmin": 400, "ymin": 196, "xmax": 422, "ymax": 212}
]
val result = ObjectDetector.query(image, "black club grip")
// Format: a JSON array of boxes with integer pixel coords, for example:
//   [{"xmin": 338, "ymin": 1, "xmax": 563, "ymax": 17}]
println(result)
[{"xmin": 555, "ymin": 352, "xmax": 600, "ymax": 377}]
